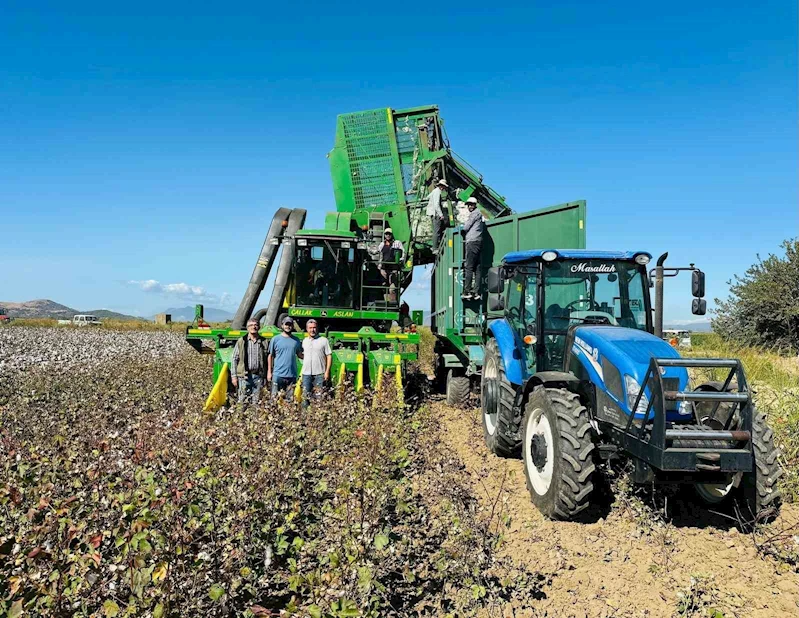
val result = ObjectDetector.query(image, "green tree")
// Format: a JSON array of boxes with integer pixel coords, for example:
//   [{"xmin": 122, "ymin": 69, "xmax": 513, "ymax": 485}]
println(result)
[{"xmin": 712, "ymin": 239, "xmax": 799, "ymax": 352}]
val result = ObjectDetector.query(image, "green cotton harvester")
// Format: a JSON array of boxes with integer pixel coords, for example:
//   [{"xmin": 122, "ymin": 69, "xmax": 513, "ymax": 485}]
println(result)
[{"xmin": 187, "ymin": 105, "xmax": 585, "ymax": 409}]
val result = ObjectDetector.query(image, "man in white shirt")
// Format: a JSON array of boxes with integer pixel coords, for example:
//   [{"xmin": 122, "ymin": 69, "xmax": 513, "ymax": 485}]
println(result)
[
  {"xmin": 301, "ymin": 319, "xmax": 332, "ymax": 408},
  {"xmin": 426, "ymin": 178, "xmax": 448, "ymax": 254}
]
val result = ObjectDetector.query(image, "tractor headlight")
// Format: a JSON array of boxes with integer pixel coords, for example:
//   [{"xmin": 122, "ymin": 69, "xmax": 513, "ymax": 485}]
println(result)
[
  {"xmin": 542, "ymin": 250, "xmax": 558, "ymax": 262},
  {"xmin": 634, "ymin": 253, "xmax": 651, "ymax": 265},
  {"xmin": 297, "ymin": 239, "xmax": 308, "ymax": 246},
  {"xmin": 678, "ymin": 400, "xmax": 693, "ymax": 416},
  {"xmin": 625, "ymin": 375, "xmax": 650, "ymax": 414}
]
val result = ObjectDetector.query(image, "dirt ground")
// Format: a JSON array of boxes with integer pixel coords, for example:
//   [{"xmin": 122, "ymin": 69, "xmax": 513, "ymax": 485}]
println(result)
[{"xmin": 434, "ymin": 401, "xmax": 799, "ymax": 618}]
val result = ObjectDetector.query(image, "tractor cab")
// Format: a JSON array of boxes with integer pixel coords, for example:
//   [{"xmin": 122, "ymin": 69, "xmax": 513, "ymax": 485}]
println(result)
[{"xmin": 488, "ymin": 250, "xmax": 653, "ymax": 374}]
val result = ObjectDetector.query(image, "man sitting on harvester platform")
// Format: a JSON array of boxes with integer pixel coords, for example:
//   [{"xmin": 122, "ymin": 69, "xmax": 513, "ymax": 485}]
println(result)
[
  {"xmin": 460, "ymin": 197, "xmax": 486, "ymax": 300},
  {"xmin": 267, "ymin": 316, "xmax": 303, "ymax": 401},
  {"xmin": 369, "ymin": 227, "xmax": 405, "ymax": 282},
  {"xmin": 231, "ymin": 318, "xmax": 269, "ymax": 407}
]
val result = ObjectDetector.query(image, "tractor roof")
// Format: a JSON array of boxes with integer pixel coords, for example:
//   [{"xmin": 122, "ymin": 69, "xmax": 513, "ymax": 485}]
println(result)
[{"xmin": 502, "ymin": 249, "xmax": 651, "ymax": 264}]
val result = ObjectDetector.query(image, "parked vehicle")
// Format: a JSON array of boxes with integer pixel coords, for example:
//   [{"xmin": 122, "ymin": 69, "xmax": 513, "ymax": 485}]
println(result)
[
  {"xmin": 663, "ymin": 329, "xmax": 692, "ymax": 349},
  {"xmin": 58, "ymin": 315, "xmax": 102, "ymax": 326},
  {"xmin": 0, "ymin": 307, "xmax": 12, "ymax": 324}
]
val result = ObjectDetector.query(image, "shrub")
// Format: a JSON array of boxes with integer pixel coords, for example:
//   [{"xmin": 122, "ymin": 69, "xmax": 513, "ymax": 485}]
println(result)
[{"xmin": 712, "ymin": 239, "xmax": 799, "ymax": 353}]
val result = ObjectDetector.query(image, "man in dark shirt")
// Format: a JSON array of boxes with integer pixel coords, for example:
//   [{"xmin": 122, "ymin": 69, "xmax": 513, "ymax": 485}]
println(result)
[
  {"xmin": 230, "ymin": 318, "xmax": 269, "ymax": 407},
  {"xmin": 370, "ymin": 227, "xmax": 405, "ymax": 285},
  {"xmin": 461, "ymin": 197, "xmax": 486, "ymax": 300}
]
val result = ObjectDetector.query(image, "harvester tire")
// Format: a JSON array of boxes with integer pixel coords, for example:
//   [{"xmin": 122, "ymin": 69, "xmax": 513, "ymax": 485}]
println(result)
[
  {"xmin": 445, "ymin": 370, "xmax": 470, "ymax": 408},
  {"xmin": 522, "ymin": 387, "xmax": 596, "ymax": 520},
  {"xmin": 481, "ymin": 338, "xmax": 519, "ymax": 457}
]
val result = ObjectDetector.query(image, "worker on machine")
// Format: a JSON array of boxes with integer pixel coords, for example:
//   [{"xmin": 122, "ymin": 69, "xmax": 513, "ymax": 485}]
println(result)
[
  {"xmin": 460, "ymin": 197, "xmax": 485, "ymax": 300},
  {"xmin": 369, "ymin": 228, "xmax": 405, "ymax": 298},
  {"xmin": 426, "ymin": 178, "xmax": 449, "ymax": 254}
]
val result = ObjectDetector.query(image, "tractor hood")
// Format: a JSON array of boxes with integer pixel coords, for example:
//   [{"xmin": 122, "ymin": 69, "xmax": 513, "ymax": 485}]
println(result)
[{"xmin": 570, "ymin": 325, "xmax": 689, "ymax": 419}]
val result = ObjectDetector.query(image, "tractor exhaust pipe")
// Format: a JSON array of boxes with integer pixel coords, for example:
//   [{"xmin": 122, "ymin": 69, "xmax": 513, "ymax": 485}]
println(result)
[{"xmin": 654, "ymin": 252, "xmax": 668, "ymax": 339}]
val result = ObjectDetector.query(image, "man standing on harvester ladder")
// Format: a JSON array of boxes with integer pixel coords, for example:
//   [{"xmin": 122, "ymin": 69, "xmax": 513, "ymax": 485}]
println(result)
[
  {"xmin": 268, "ymin": 316, "xmax": 303, "ymax": 401},
  {"xmin": 231, "ymin": 318, "xmax": 269, "ymax": 407},
  {"xmin": 461, "ymin": 197, "xmax": 485, "ymax": 300},
  {"xmin": 426, "ymin": 178, "xmax": 448, "ymax": 253}
]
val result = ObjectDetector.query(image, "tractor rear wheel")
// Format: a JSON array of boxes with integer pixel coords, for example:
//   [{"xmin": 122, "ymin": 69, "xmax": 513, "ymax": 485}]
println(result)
[
  {"xmin": 445, "ymin": 370, "xmax": 470, "ymax": 408},
  {"xmin": 481, "ymin": 338, "xmax": 519, "ymax": 457},
  {"xmin": 522, "ymin": 387, "xmax": 596, "ymax": 520}
]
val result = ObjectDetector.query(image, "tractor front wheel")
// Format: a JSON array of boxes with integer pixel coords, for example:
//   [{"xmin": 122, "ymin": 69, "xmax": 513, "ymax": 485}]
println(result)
[
  {"xmin": 522, "ymin": 387, "xmax": 596, "ymax": 520},
  {"xmin": 688, "ymin": 382, "xmax": 782, "ymax": 521},
  {"xmin": 481, "ymin": 338, "xmax": 519, "ymax": 457},
  {"xmin": 742, "ymin": 412, "xmax": 782, "ymax": 521}
]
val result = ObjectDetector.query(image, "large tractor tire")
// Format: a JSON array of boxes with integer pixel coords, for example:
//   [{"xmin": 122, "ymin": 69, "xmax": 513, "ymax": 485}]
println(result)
[
  {"xmin": 445, "ymin": 370, "xmax": 471, "ymax": 408},
  {"xmin": 690, "ymin": 383, "xmax": 782, "ymax": 522},
  {"xmin": 481, "ymin": 338, "xmax": 520, "ymax": 457},
  {"xmin": 521, "ymin": 387, "xmax": 596, "ymax": 520}
]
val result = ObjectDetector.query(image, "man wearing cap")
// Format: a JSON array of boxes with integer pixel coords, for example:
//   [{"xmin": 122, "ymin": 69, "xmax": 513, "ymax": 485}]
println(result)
[
  {"xmin": 231, "ymin": 318, "xmax": 269, "ymax": 407},
  {"xmin": 461, "ymin": 197, "xmax": 486, "ymax": 300},
  {"xmin": 301, "ymin": 319, "xmax": 332, "ymax": 408},
  {"xmin": 268, "ymin": 316, "xmax": 304, "ymax": 401},
  {"xmin": 369, "ymin": 227, "xmax": 405, "ymax": 285},
  {"xmin": 426, "ymin": 178, "xmax": 448, "ymax": 254}
]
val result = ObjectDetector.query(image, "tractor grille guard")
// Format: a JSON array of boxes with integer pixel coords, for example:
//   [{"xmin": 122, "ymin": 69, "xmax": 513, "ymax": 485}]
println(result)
[{"xmin": 607, "ymin": 357, "xmax": 753, "ymax": 473}]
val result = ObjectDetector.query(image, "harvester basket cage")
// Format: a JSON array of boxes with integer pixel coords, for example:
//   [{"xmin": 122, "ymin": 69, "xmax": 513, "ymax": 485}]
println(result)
[
  {"xmin": 616, "ymin": 358, "xmax": 754, "ymax": 473},
  {"xmin": 339, "ymin": 110, "xmax": 398, "ymax": 211}
]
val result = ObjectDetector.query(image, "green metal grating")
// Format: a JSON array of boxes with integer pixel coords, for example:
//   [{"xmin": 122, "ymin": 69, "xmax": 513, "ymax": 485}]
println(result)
[{"xmin": 340, "ymin": 110, "xmax": 400, "ymax": 210}]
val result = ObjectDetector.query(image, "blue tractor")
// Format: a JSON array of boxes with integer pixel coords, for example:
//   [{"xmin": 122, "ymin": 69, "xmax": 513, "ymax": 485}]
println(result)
[{"xmin": 480, "ymin": 249, "xmax": 782, "ymax": 521}]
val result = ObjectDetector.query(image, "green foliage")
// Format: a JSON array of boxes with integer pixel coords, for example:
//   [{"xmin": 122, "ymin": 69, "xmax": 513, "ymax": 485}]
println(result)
[
  {"xmin": 712, "ymin": 239, "xmax": 799, "ymax": 352},
  {"xmin": 0, "ymin": 352, "xmax": 540, "ymax": 616}
]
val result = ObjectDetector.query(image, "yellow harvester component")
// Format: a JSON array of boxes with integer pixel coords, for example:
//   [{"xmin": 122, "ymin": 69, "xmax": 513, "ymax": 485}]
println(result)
[{"xmin": 203, "ymin": 363, "xmax": 229, "ymax": 412}]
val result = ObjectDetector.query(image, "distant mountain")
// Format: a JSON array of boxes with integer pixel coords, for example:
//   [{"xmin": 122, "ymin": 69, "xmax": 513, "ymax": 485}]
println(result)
[
  {"xmin": 82, "ymin": 309, "xmax": 144, "ymax": 322},
  {"xmin": 0, "ymin": 299, "xmax": 141, "ymax": 321},
  {"xmin": 157, "ymin": 306, "xmax": 234, "ymax": 323},
  {"xmin": 0, "ymin": 299, "xmax": 76, "ymax": 319}
]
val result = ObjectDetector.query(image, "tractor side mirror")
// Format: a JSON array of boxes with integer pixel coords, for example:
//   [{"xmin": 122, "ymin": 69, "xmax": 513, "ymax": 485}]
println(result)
[
  {"xmin": 692, "ymin": 270, "xmax": 705, "ymax": 298},
  {"xmin": 692, "ymin": 298, "xmax": 707, "ymax": 316},
  {"xmin": 487, "ymin": 267, "xmax": 504, "ymax": 294},
  {"xmin": 488, "ymin": 293, "xmax": 505, "ymax": 312}
]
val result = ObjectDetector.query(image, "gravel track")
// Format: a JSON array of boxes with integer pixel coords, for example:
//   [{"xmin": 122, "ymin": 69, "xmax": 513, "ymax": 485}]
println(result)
[{"xmin": 0, "ymin": 327, "xmax": 189, "ymax": 377}]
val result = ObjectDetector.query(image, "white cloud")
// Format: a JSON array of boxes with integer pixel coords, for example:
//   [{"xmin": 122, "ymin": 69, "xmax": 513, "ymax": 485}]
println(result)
[{"xmin": 126, "ymin": 279, "xmax": 235, "ymax": 307}]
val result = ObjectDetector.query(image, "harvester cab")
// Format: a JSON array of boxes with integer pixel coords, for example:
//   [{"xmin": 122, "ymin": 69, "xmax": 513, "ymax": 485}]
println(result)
[{"xmin": 480, "ymin": 249, "xmax": 782, "ymax": 522}]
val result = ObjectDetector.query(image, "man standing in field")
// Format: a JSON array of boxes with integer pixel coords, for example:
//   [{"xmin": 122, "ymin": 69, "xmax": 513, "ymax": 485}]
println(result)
[
  {"xmin": 231, "ymin": 318, "xmax": 269, "ymax": 407},
  {"xmin": 461, "ymin": 197, "xmax": 486, "ymax": 300},
  {"xmin": 426, "ymin": 178, "xmax": 448, "ymax": 254},
  {"xmin": 301, "ymin": 319, "xmax": 332, "ymax": 408},
  {"xmin": 268, "ymin": 316, "xmax": 303, "ymax": 401}
]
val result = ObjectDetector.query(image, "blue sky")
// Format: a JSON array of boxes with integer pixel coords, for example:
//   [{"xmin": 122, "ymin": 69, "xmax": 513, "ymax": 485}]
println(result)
[{"xmin": 1, "ymin": 1, "xmax": 796, "ymax": 324}]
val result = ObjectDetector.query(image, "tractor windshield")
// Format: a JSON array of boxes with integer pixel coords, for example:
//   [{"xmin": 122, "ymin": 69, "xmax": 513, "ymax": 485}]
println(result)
[
  {"xmin": 542, "ymin": 259, "xmax": 649, "ymax": 332},
  {"xmin": 294, "ymin": 239, "xmax": 356, "ymax": 308},
  {"xmin": 538, "ymin": 259, "xmax": 649, "ymax": 370}
]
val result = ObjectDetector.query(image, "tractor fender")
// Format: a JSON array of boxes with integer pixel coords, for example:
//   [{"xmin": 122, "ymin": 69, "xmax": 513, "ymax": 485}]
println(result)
[
  {"xmin": 487, "ymin": 319, "xmax": 525, "ymax": 385},
  {"xmin": 522, "ymin": 371, "xmax": 580, "ymax": 398}
]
